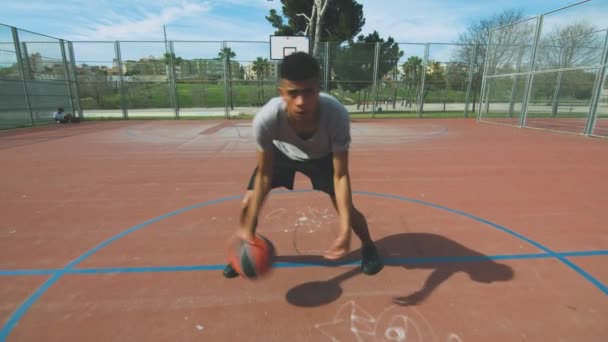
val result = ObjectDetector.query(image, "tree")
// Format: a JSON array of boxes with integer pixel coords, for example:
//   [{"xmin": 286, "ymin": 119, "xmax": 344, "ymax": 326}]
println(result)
[
  {"xmin": 162, "ymin": 53, "xmax": 183, "ymax": 66},
  {"xmin": 421, "ymin": 61, "xmax": 446, "ymax": 112},
  {"xmin": 538, "ymin": 22, "xmax": 600, "ymax": 69},
  {"xmin": 452, "ymin": 9, "xmax": 526, "ymax": 112},
  {"xmin": 401, "ymin": 56, "xmax": 423, "ymax": 108},
  {"xmin": 162, "ymin": 53, "xmax": 183, "ymax": 110},
  {"xmin": 445, "ymin": 62, "xmax": 469, "ymax": 92},
  {"xmin": 333, "ymin": 31, "xmax": 403, "ymax": 110},
  {"xmin": 252, "ymin": 57, "xmax": 270, "ymax": 104},
  {"xmin": 79, "ymin": 67, "xmax": 113, "ymax": 109},
  {"xmin": 311, "ymin": 0, "xmax": 331, "ymax": 57},
  {"xmin": 218, "ymin": 47, "xmax": 237, "ymax": 109},
  {"xmin": 536, "ymin": 22, "xmax": 600, "ymax": 116},
  {"xmin": 266, "ymin": 0, "xmax": 365, "ymax": 56},
  {"xmin": 0, "ymin": 64, "xmax": 20, "ymax": 79}
]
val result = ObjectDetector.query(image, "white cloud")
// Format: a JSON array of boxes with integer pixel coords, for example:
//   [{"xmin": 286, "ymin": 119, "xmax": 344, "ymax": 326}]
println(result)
[
  {"xmin": 3, "ymin": 0, "xmax": 604, "ymax": 64},
  {"xmin": 67, "ymin": 1, "xmax": 212, "ymax": 41},
  {"xmin": 211, "ymin": 0, "xmax": 279, "ymax": 10},
  {"xmin": 357, "ymin": 0, "xmax": 476, "ymax": 43}
]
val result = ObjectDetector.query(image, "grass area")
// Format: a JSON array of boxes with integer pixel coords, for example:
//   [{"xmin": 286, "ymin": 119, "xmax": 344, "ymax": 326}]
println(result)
[
  {"xmin": 331, "ymin": 87, "xmax": 469, "ymax": 106},
  {"xmin": 80, "ymin": 82, "xmax": 280, "ymax": 110},
  {"xmin": 79, "ymin": 81, "xmax": 473, "ymax": 110}
]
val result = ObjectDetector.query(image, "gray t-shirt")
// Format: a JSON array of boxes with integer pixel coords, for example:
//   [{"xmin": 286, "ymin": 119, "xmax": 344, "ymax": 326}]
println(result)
[{"xmin": 252, "ymin": 93, "xmax": 351, "ymax": 161}]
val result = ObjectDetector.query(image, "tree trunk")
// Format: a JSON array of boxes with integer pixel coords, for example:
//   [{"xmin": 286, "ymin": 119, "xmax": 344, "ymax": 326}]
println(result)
[
  {"xmin": 401, "ymin": 79, "xmax": 407, "ymax": 106},
  {"xmin": 551, "ymin": 70, "xmax": 564, "ymax": 118},
  {"xmin": 471, "ymin": 80, "xmax": 478, "ymax": 112},
  {"xmin": 228, "ymin": 62, "xmax": 234, "ymax": 109},
  {"xmin": 312, "ymin": 0, "xmax": 330, "ymax": 57},
  {"xmin": 393, "ymin": 86, "xmax": 397, "ymax": 109}
]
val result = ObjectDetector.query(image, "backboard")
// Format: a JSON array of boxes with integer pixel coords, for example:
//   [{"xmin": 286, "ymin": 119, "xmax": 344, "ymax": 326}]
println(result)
[{"xmin": 270, "ymin": 35, "xmax": 310, "ymax": 60}]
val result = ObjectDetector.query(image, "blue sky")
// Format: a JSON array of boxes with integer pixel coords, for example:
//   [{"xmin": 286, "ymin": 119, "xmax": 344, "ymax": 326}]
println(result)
[
  {"xmin": 0, "ymin": 0, "xmax": 606, "ymax": 64},
  {"xmin": 1, "ymin": 0, "xmax": 605, "ymax": 42}
]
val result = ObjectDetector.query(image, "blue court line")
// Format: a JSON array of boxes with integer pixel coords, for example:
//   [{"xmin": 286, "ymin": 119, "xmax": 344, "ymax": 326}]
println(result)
[
  {"xmin": 357, "ymin": 191, "xmax": 608, "ymax": 296},
  {"xmin": 0, "ymin": 195, "xmax": 238, "ymax": 341},
  {"xmin": 1, "ymin": 191, "xmax": 607, "ymax": 340},
  {"xmin": 2, "ymin": 250, "xmax": 608, "ymax": 276}
]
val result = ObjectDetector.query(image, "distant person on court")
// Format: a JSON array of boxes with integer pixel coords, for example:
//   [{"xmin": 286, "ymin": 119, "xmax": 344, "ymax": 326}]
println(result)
[
  {"xmin": 223, "ymin": 52, "xmax": 383, "ymax": 278},
  {"xmin": 53, "ymin": 107, "xmax": 75, "ymax": 124}
]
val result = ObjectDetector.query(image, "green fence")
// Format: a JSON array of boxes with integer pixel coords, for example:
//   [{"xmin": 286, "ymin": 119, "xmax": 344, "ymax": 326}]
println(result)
[
  {"xmin": 1, "ymin": 26, "xmax": 485, "ymax": 127},
  {"xmin": 1, "ymin": 0, "xmax": 606, "ymax": 137},
  {"xmin": 478, "ymin": 1, "xmax": 608, "ymax": 137},
  {"xmin": 0, "ymin": 24, "xmax": 79, "ymax": 129}
]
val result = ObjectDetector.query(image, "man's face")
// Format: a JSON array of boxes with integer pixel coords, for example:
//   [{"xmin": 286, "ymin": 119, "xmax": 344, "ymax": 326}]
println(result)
[{"xmin": 278, "ymin": 78, "xmax": 320, "ymax": 120}]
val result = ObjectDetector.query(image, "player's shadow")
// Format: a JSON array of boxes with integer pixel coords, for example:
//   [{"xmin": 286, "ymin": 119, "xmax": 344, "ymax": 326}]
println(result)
[{"xmin": 281, "ymin": 232, "xmax": 514, "ymax": 307}]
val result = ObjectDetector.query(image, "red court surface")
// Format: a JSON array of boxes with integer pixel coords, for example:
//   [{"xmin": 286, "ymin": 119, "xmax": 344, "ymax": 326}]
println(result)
[{"xmin": 1, "ymin": 119, "xmax": 607, "ymax": 341}]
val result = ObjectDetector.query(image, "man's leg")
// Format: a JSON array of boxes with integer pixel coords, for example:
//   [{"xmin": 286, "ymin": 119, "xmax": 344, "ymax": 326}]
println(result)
[{"xmin": 329, "ymin": 197, "xmax": 384, "ymax": 276}]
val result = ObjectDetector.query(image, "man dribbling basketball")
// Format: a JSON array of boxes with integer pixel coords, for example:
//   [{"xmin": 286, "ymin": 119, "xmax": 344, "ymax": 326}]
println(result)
[{"xmin": 223, "ymin": 52, "xmax": 383, "ymax": 278}]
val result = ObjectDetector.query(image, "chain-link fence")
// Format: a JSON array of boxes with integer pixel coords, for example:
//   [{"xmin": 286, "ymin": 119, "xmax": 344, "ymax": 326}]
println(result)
[
  {"xmin": 1, "ymin": 0, "xmax": 606, "ymax": 137},
  {"xmin": 316, "ymin": 41, "xmax": 482, "ymax": 118},
  {"xmin": 2, "ymin": 31, "xmax": 484, "ymax": 128},
  {"xmin": 478, "ymin": 1, "xmax": 608, "ymax": 137},
  {"xmin": 0, "ymin": 24, "xmax": 79, "ymax": 129},
  {"xmin": 69, "ymin": 40, "xmax": 283, "ymax": 119},
  {"xmin": 69, "ymin": 40, "xmax": 484, "ymax": 120}
]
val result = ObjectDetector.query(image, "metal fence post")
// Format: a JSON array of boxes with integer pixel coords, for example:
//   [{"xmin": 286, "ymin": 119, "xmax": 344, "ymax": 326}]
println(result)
[
  {"xmin": 478, "ymin": 30, "xmax": 493, "ymax": 122},
  {"xmin": 323, "ymin": 42, "xmax": 330, "ymax": 92},
  {"xmin": 585, "ymin": 28, "xmax": 608, "ymax": 136},
  {"xmin": 371, "ymin": 42, "xmax": 380, "ymax": 117},
  {"xmin": 222, "ymin": 41, "xmax": 230, "ymax": 119},
  {"xmin": 169, "ymin": 41, "xmax": 179, "ymax": 119},
  {"xmin": 509, "ymin": 47, "xmax": 525, "ymax": 118},
  {"xmin": 114, "ymin": 41, "xmax": 128, "ymax": 119},
  {"xmin": 11, "ymin": 27, "xmax": 34, "ymax": 126},
  {"xmin": 60, "ymin": 39, "xmax": 76, "ymax": 118},
  {"xmin": 519, "ymin": 15, "xmax": 543, "ymax": 128},
  {"xmin": 464, "ymin": 44, "xmax": 478, "ymax": 118},
  {"xmin": 550, "ymin": 50, "xmax": 566, "ymax": 118},
  {"xmin": 68, "ymin": 42, "xmax": 83, "ymax": 119},
  {"xmin": 417, "ymin": 43, "xmax": 430, "ymax": 117}
]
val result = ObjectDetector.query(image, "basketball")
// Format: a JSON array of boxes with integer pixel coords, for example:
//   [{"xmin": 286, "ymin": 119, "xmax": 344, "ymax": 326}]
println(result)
[{"xmin": 227, "ymin": 234, "xmax": 276, "ymax": 279}]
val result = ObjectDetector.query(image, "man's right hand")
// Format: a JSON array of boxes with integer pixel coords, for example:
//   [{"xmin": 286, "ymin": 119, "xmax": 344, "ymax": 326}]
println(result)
[
  {"xmin": 323, "ymin": 234, "xmax": 351, "ymax": 260},
  {"xmin": 235, "ymin": 226, "xmax": 256, "ymax": 244}
]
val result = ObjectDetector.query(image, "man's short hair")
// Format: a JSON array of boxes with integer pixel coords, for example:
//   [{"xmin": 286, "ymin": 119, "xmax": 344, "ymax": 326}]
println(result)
[
  {"xmin": 280, "ymin": 52, "xmax": 320, "ymax": 81},
  {"xmin": 58, "ymin": 107, "xmax": 64, "ymax": 112}
]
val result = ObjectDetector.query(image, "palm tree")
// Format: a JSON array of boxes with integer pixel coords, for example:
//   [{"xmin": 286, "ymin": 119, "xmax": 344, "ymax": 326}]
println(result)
[
  {"xmin": 218, "ymin": 47, "xmax": 237, "ymax": 109},
  {"xmin": 401, "ymin": 56, "xmax": 423, "ymax": 108},
  {"xmin": 252, "ymin": 57, "xmax": 270, "ymax": 104},
  {"xmin": 163, "ymin": 53, "xmax": 183, "ymax": 109}
]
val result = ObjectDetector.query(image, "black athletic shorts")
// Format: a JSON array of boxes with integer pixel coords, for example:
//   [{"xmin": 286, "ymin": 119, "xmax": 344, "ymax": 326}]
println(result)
[{"xmin": 247, "ymin": 145, "xmax": 335, "ymax": 196}]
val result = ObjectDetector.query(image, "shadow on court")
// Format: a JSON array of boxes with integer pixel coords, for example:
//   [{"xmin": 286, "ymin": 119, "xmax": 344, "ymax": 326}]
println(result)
[{"xmin": 280, "ymin": 232, "xmax": 515, "ymax": 307}]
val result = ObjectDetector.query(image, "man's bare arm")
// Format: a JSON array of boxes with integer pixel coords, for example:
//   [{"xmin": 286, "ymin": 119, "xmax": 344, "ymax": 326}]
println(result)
[
  {"xmin": 241, "ymin": 150, "xmax": 273, "ymax": 239},
  {"xmin": 324, "ymin": 150, "xmax": 353, "ymax": 259}
]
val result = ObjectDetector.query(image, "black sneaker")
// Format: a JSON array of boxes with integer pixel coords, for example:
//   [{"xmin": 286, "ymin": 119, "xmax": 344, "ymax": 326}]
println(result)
[
  {"xmin": 361, "ymin": 243, "xmax": 384, "ymax": 275},
  {"xmin": 222, "ymin": 263, "xmax": 239, "ymax": 278}
]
